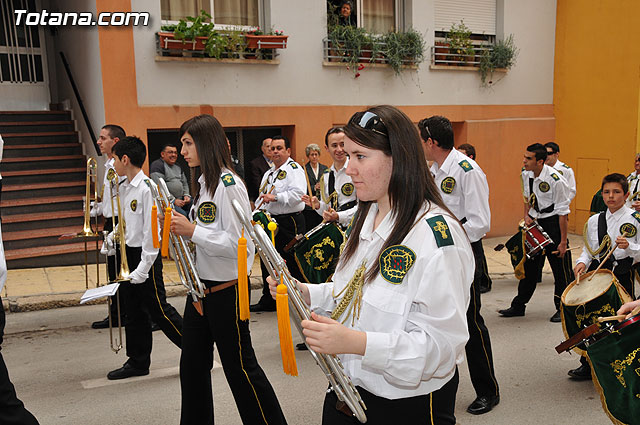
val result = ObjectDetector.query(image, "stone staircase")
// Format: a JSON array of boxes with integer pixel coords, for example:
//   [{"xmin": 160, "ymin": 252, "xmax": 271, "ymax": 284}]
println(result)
[{"xmin": 0, "ymin": 111, "xmax": 100, "ymax": 269}]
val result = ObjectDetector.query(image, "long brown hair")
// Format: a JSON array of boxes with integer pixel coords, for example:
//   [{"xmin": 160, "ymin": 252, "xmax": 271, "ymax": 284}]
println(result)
[
  {"xmin": 339, "ymin": 105, "xmax": 452, "ymax": 283},
  {"xmin": 179, "ymin": 114, "xmax": 234, "ymax": 197}
]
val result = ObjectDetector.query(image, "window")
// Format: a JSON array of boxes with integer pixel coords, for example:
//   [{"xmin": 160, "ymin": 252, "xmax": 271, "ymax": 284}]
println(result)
[
  {"xmin": 161, "ymin": 0, "xmax": 259, "ymax": 27},
  {"xmin": 328, "ymin": 0, "xmax": 400, "ymax": 34},
  {"xmin": 434, "ymin": 0, "xmax": 496, "ymax": 36}
]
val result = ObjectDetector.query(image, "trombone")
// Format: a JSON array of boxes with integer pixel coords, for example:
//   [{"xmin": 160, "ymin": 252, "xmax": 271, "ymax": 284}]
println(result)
[
  {"xmin": 104, "ymin": 172, "xmax": 130, "ymax": 353},
  {"xmin": 231, "ymin": 199, "xmax": 367, "ymax": 423},
  {"xmin": 150, "ymin": 178, "xmax": 205, "ymax": 315}
]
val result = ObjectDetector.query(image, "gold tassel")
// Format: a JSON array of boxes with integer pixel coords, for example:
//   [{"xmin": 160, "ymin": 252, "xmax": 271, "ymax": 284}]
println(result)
[
  {"xmin": 276, "ymin": 276, "xmax": 298, "ymax": 376},
  {"xmin": 151, "ymin": 205, "xmax": 159, "ymax": 249},
  {"xmin": 161, "ymin": 207, "xmax": 172, "ymax": 257},
  {"xmin": 514, "ymin": 228, "xmax": 526, "ymax": 280},
  {"xmin": 268, "ymin": 221, "xmax": 277, "ymax": 245},
  {"xmin": 238, "ymin": 229, "xmax": 250, "ymax": 320}
]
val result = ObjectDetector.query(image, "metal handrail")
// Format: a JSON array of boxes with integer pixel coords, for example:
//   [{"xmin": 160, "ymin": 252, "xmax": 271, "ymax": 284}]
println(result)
[
  {"xmin": 430, "ymin": 44, "xmax": 492, "ymax": 67},
  {"xmin": 322, "ymin": 38, "xmax": 418, "ymax": 66}
]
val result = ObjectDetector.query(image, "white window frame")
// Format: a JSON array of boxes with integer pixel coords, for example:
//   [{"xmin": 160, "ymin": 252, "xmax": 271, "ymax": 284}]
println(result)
[
  {"xmin": 160, "ymin": 0, "xmax": 264, "ymax": 32},
  {"xmin": 355, "ymin": 0, "xmax": 402, "ymax": 33}
]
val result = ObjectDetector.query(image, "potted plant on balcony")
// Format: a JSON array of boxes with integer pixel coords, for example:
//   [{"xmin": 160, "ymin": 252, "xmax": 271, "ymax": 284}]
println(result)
[
  {"xmin": 447, "ymin": 20, "xmax": 474, "ymax": 65},
  {"xmin": 479, "ymin": 34, "xmax": 518, "ymax": 86},
  {"xmin": 158, "ymin": 10, "xmax": 212, "ymax": 51},
  {"xmin": 245, "ymin": 28, "xmax": 289, "ymax": 50},
  {"xmin": 327, "ymin": 24, "xmax": 371, "ymax": 76},
  {"xmin": 383, "ymin": 28, "xmax": 425, "ymax": 75}
]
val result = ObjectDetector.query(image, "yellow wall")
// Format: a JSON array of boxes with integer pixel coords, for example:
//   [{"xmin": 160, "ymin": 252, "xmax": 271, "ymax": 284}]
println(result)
[{"xmin": 554, "ymin": 0, "xmax": 640, "ymax": 232}]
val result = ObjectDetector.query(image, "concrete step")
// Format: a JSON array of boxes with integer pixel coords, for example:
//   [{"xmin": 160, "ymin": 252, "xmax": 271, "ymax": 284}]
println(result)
[
  {"xmin": 3, "ymin": 143, "xmax": 83, "ymax": 158},
  {"xmin": 1, "ymin": 132, "xmax": 79, "ymax": 145},
  {"xmin": 2, "ymin": 210, "xmax": 84, "ymax": 232},
  {"xmin": 0, "ymin": 121, "xmax": 75, "ymax": 133},
  {"xmin": 6, "ymin": 241, "xmax": 101, "ymax": 269},
  {"xmin": 1, "ymin": 156, "xmax": 86, "ymax": 172},
  {"xmin": 1, "ymin": 194, "xmax": 83, "ymax": 216},
  {"xmin": 2, "ymin": 181, "xmax": 86, "ymax": 200},
  {"xmin": 3, "ymin": 225, "xmax": 101, "ymax": 250},
  {"xmin": 0, "ymin": 111, "xmax": 70, "ymax": 122}
]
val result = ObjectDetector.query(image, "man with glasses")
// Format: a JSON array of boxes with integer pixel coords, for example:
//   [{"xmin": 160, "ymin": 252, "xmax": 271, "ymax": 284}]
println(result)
[
  {"xmin": 251, "ymin": 135, "xmax": 307, "ymax": 312},
  {"xmin": 150, "ymin": 144, "xmax": 191, "ymax": 217},
  {"xmin": 544, "ymin": 142, "xmax": 576, "ymax": 202},
  {"xmin": 626, "ymin": 153, "xmax": 640, "ymax": 211},
  {"xmin": 419, "ymin": 116, "xmax": 500, "ymax": 416}
]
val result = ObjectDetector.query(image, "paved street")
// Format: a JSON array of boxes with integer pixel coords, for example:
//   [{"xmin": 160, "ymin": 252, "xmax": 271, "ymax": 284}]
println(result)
[{"xmin": 3, "ymin": 280, "xmax": 611, "ymax": 425}]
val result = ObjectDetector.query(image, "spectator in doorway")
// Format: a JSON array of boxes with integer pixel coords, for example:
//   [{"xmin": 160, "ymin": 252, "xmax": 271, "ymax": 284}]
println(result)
[
  {"xmin": 458, "ymin": 143, "xmax": 476, "ymax": 161},
  {"xmin": 303, "ymin": 143, "xmax": 328, "ymax": 230},
  {"xmin": 150, "ymin": 144, "xmax": 191, "ymax": 217},
  {"xmin": 247, "ymin": 138, "xmax": 273, "ymax": 202},
  {"xmin": 338, "ymin": 0, "xmax": 355, "ymax": 26},
  {"xmin": 227, "ymin": 139, "xmax": 245, "ymax": 180}
]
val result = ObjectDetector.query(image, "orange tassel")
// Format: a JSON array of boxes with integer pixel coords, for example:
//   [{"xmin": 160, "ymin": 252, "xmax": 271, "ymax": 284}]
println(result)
[
  {"xmin": 151, "ymin": 205, "xmax": 159, "ymax": 249},
  {"xmin": 268, "ymin": 221, "xmax": 277, "ymax": 246},
  {"xmin": 238, "ymin": 229, "xmax": 250, "ymax": 320},
  {"xmin": 161, "ymin": 207, "xmax": 172, "ymax": 257},
  {"xmin": 276, "ymin": 277, "xmax": 298, "ymax": 376}
]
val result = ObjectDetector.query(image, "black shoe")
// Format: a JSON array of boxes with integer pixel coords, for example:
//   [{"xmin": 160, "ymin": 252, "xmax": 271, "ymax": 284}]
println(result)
[
  {"xmin": 479, "ymin": 285, "xmax": 491, "ymax": 294},
  {"xmin": 296, "ymin": 342, "xmax": 308, "ymax": 351},
  {"xmin": 250, "ymin": 302, "xmax": 276, "ymax": 312},
  {"xmin": 467, "ymin": 395, "xmax": 500, "ymax": 415},
  {"xmin": 150, "ymin": 322, "xmax": 160, "ymax": 332},
  {"xmin": 107, "ymin": 363, "xmax": 149, "ymax": 380},
  {"xmin": 498, "ymin": 306, "xmax": 525, "ymax": 317},
  {"xmin": 549, "ymin": 310, "xmax": 562, "ymax": 323},
  {"xmin": 568, "ymin": 364, "xmax": 592, "ymax": 380},
  {"xmin": 91, "ymin": 317, "xmax": 123, "ymax": 329}
]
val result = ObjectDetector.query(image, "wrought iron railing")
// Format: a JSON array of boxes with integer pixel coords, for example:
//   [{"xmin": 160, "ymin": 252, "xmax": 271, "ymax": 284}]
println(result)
[
  {"xmin": 430, "ymin": 43, "xmax": 492, "ymax": 67},
  {"xmin": 322, "ymin": 37, "xmax": 421, "ymax": 67}
]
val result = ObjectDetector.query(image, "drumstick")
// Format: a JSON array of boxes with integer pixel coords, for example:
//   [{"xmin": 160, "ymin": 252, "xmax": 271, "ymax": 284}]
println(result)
[
  {"xmin": 598, "ymin": 305, "xmax": 640, "ymax": 322},
  {"xmin": 588, "ymin": 242, "xmax": 619, "ymax": 281},
  {"xmin": 254, "ymin": 186, "xmax": 276, "ymax": 211},
  {"xmin": 302, "ymin": 165, "xmax": 313, "ymax": 198},
  {"xmin": 551, "ymin": 246, "xmax": 582, "ymax": 255}
]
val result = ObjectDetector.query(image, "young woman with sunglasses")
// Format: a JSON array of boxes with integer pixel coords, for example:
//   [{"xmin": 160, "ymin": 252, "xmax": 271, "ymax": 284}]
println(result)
[
  {"xmin": 269, "ymin": 105, "xmax": 474, "ymax": 424},
  {"xmin": 170, "ymin": 114, "xmax": 288, "ymax": 425}
]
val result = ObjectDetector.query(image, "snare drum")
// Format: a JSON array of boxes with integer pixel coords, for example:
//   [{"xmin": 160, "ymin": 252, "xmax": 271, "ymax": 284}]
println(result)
[
  {"xmin": 585, "ymin": 314, "xmax": 640, "ymax": 425},
  {"xmin": 518, "ymin": 219, "xmax": 553, "ymax": 259},
  {"xmin": 561, "ymin": 269, "xmax": 632, "ymax": 355},
  {"xmin": 293, "ymin": 222, "xmax": 345, "ymax": 284},
  {"xmin": 252, "ymin": 211, "xmax": 278, "ymax": 236}
]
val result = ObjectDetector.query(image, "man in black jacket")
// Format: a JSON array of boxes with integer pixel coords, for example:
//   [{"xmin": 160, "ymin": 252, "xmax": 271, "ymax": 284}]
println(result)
[{"xmin": 247, "ymin": 138, "xmax": 273, "ymax": 203}]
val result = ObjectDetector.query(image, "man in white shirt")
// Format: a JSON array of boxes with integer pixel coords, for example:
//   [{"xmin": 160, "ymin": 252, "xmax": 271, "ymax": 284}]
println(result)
[
  {"xmin": 626, "ymin": 153, "xmax": 640, "ymax": 211},
  {"xmin": 419, "ymin": 115, "xmax": 499, "ymax": 416},
  {"xmin": 544, "ymin": 142, "xmax": 576, "ymax": 202}
]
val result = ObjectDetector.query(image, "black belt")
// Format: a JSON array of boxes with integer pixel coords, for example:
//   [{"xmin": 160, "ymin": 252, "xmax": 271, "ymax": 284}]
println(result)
[
  {"xmin": 272, "ymin": 211, "xmax": 303, "ymax": 220},
  {"xmin": 460, "ymin": 217, "xmax": 467, "ymax": 225},
  {"xmin": 337, "ymin": 200, "xmax": 357, "ymax": 212}
]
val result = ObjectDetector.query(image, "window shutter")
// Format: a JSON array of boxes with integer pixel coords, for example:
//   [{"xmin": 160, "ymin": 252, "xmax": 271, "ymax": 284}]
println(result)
[{"xmin": 434, "ymin": 0, "xmax": 496, "ymax": 35}]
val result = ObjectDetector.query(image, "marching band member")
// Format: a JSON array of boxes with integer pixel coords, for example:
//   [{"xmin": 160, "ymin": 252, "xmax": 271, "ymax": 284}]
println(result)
[
  {"xmin": 170, "ymin": 114, "xmax": 287, "ymax": 425},
  {"xmin": 302, "ymin": 127, "xmax": 358, "ymax": 229},
  {"xmin": 106, "ymin": 136, "xmax": 183, "ymax": 380},
  {"xmin": 626, "ymin": 153, "xmax": 640, "ymax": 211},
  {"xmin": 499, "ymin": 143, "xmax": 574, "ymax": 322},
  {"xmin": 419, "ymin": 116, "xmax": 499, "ymax": 415},
  {"xmin": 269, "ymin": 105, "xmax": 473, "ymax": 424},
  {"xmin": 569, "ymin": 173, "xmax": 640, "ymax": 380},
  {"xmin": 544, "ymin": 142, "xmax": 576, "ymax": 202},
  {"xmin": 251, "ymin": 135, "xmax": 307, "ymax": 312}
]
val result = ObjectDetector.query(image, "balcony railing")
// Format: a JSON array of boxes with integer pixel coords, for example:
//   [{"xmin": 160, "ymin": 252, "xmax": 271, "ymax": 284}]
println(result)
[
  {"xmin": 430, "ymin": 43, "xmax": 492, "ymax": 67},
  {"xmin": 322, "ymin": 38, "xmax": 420, "ymax": 68}
]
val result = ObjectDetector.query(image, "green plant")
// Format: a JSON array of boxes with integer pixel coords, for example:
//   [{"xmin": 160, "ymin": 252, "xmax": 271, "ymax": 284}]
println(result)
[
  {"xmin": 327, "ymin": 24, "xmax": 371, "ymax": 76},
  {"xmin": 174, "ymin": 9, "xmax": 213, "ymax": 40},
  {"xmin": 447, "ymin": 20, "xmax": 474, "ymax": 63},
  {"xmin": 479, "ymin": 34, "xmax": 518, "ymax": 86},
  {"xmin": 204, "ymin": 32, "xmax": 227, "ymax": 58},
  {"xmin": 160, "ymin": 24, "xmax": 176, "ymax": 32},
  {"xmin": 383, "ymin": 28, "xmax": 425, "ymax": 75}
]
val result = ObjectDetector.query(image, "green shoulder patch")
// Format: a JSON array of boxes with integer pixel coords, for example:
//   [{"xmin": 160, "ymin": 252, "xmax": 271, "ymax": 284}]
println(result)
[
  {"xmin": 221, "ymin": 173, "xmax": 236, "ymax": 187},
  {"xmin": 551, "ymin": 173, "xmax": 560, "ymax": 181},
  {"xmin": 556, "ymin": 169, "xmax": 564, "ymax": 176},
  {"xmin": 198, "ymin": 201, "xmax": 217, "ymax": 224},
  {"xmin": 379, "ymin": 245, "xmax": 416, "ymax": 284},
  {"xmin": 143, "ymin": 179, "xmax": 152, "ymax": 188},
  {"xmin": 290, "ymin": 162, "xmax": 299, "ymax": 169},
  {"xmin": 562, "ymin": 163, "xmax": 571, "ymax": 169},
  {"xmin": 632, "ymin": 212, "xmax": 640, "ymax": 224},
  {"xmin": 458, "ymin": 160, "xmax": 473, "ymax": 172},
  {"xmin": 440, "ymin": 177, "xmax": 456, "ymax": 194},
  {"xmin": 130, "ymin": 199, "xmax": 138, "ymax": 212},
  {"xmin": 620, "ymin": 223, "xmax": 637, "ymax": 238},
  {"xmin": 341, "ymin": 182, "xmax": 354, "ymax": 196},
  {"xmin": 277, "ymin": 170, "xmax": 287, "ymax": 180},
  {"xmin": 426, "ymin": 215, "xmax": 454, "ymax": 248}
]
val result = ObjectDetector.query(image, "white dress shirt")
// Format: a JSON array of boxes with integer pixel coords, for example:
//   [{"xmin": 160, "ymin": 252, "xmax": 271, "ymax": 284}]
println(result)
[
  {"xmin": 521, "ymin": 165, "xmax": 571, "ymax": 219},
  {"xmin": 258, "ymin": 158, "xmax": 306, "ymax": 215},
  {"xmin": 189, "ymin": 171, "xmax": 255, "ymax": 281},
  {"xmin": 551, "ymin": 160, "xmax": 576, "ymax": 202},
  {"xmin": 626, "ymin": 171, "xmax": 640, "ymax": 208},
  {"xmin": 306, "ymin": 202, "xmax": 473, "ymax": 399},
  {"xmin": 316, "ymin": 159, "xmax": 358, "ymax": 228},
  {"xmin": 119, "ymin": 170, "xmax": 161, "ymax": 284},
  {"xmin": 430, "ymin": 149, "xmax": 490, "ymax": 243},
  {"xmin": 94, "ymin": 157, "xmax": 123, "ymax": 219},
  {"xmin": 577, "ymin": 206, "xmax": 640, "ymax": 267}
]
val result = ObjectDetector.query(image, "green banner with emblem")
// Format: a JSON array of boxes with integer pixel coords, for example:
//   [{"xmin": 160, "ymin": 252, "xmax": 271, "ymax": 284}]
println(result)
[
  {"xmin": 587, "ymin": 318, "xmax": 640, "ymax": 425},
  {"xmin": 505, "ymin": 229, "xmax": 526, "ymax": 280},
  {"xmin": 294, "ymin": 223, "xmax": 345, "ymax": 284}
]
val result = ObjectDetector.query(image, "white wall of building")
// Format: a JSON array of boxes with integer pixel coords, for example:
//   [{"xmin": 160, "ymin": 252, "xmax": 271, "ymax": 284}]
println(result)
[{"xmin": 132, "ymin": 0, "xmax": 556, "ymax": 107}]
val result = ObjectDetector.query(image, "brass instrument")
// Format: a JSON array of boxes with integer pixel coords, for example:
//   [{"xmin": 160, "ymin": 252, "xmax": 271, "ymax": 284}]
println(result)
[
  {"xmin": 105, "ymin": 172, "xmax": 130, "ymax": 353},
  {"xmin": 80, "ymin": 157, "xmax": 99, "ymax": 237},
  {"xmin": 231, "ymin": 199, "xmax": 367, "ymax": 423},
  {"xmin": 150, "ymin": 178, "xmax": 205, "ymax": 315}
]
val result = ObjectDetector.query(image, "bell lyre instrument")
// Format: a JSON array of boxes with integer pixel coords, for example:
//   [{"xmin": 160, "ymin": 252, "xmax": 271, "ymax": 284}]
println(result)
[
  {"xmin": 150, "ymin": 178, "xmax": 205, "ymax": 315},
  {"xmin": 231, "ymin": 199, "xmax": 367, "ymax": 423}
]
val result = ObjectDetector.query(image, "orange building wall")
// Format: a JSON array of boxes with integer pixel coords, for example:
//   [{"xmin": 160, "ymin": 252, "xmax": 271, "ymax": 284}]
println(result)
[
  {"xmin": 96, "ymin": 0, "xmax": 555, "ymax": 237},
  {"xmin": 554, "ymin": 0, "xmax": 640, "ymax": 232}
]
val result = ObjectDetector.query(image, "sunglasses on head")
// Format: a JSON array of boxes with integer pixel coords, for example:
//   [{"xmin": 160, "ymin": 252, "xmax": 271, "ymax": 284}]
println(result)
[{"xmin": 351, "ymin": 111, "xmax": 388, "ymax": 137}]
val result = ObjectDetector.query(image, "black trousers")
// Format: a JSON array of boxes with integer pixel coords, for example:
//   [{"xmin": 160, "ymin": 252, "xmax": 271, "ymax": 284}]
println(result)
[
  {"xmin": 511, "ymin": 215, "xmax": 574, "ymax": 311},
  {"xmin": 0, "ymin": 296, "xmax": 39, "ymax": 425},
  {"xmin": 477, "ymin": 242, "xmax": 492, "ymax": 290},
  {"xmin": 258, "ymin": 212, "xmax": 306, "ymax": 304},
  {"xmin": 180, "ymin": 281, "xmax": 287, "ymax": 425},
  {"xmin": 466, "ymin": 240, "xmax": 499, "ymax": 398},
  {"xmin": 121, "ymin": 247, "xmax": 183, "ymax": 370},
  {"xmin": 322, "ymin": 369, "xmax": 459, "ymax": 425},
  {"xmin": 103, "ymin": 218, "xmax": 126, "ymax": 323}
]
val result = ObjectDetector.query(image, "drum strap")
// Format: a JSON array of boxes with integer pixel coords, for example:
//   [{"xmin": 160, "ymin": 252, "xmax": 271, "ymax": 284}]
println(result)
[
  {"xmin": 597, "ymin": 212, "xmax": 608, "ymax": 259},
  {"xmin": 337, "ymin": 200, "xmax": 357, "ymax": 212},
  {"xmin": 529, "ymin": 178, "xmax": 554, "ymax": 213}
]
